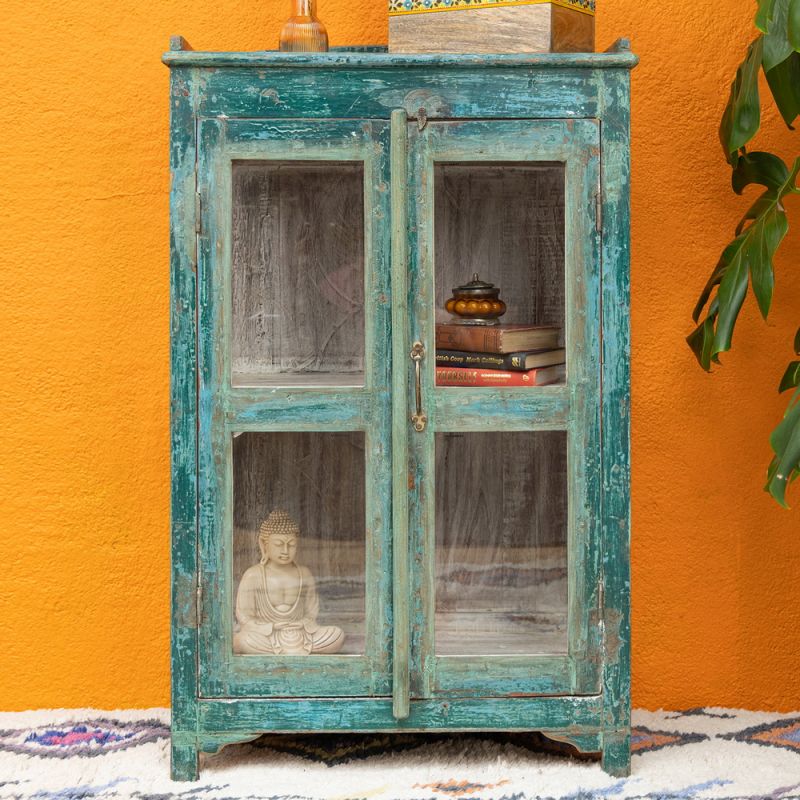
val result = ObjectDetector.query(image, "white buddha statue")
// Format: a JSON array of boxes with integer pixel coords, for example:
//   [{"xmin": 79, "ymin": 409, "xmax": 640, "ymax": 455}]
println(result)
[{"xmin": 233, "ymin": 509, "xmax": 345, "ymax": 655}]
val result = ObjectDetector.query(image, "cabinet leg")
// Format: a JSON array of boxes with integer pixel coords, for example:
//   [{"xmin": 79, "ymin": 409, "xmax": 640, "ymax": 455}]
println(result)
[
  {"xmin": 171, "ymin": 740, "xmax": 199, "ymax": 782},
  {"xmin": 601, "ymin": 730, "xmax": 630, "ymax": 777}
]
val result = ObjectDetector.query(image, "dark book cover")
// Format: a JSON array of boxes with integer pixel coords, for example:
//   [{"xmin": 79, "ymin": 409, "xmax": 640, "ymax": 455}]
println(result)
[{"xmin": 436, "ymin": 348, "xmax": 566, "ymax": 371}]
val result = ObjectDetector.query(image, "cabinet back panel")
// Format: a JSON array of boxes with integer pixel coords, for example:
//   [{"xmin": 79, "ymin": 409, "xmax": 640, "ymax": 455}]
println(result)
[
  {"xmin": 232, "ymin": 431, "xmax": 367, "ymax": 655},
  {"xmin": 433, "ymin": 162, "xmax": 565, "ymax": 340},
  {"xmin": 231, "ymin": 161, "xmax": 365, "ymax": 387},
  {"xmin": 434, "ymin": 431, "xmax": 568, "ymax": 656}
]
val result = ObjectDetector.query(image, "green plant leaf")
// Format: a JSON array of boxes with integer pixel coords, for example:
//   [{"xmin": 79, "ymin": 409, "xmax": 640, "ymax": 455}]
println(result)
[
  {"xmin": 720, "ymin": 37, "xmax": 764, "ymax": 163},
  {"xmin": 765, "ymin": 51, "xmax": 800, "ymax": 127},
  {"xmin": 779, "ymin": 361, "xmax": 800, "ymax": 392},
  {"xmin": 795, "ymin": 326, "xmax": 800, "ymax": 354},
  {"xmin": 689, "ymin": 157, "xmax": 800, "ymax": 368},
  {"xmin": 766, "ymin": 385, "xmax": 800, "ymax": 506},
  {"xmin": 789, "ymin": 0, "xmax": 800, "ymax": 49},
  {"xmin": 732, "ymin": 151, "xmax": 790, "ymax": 192},
  {"xmin": 714, "ymin": 239, "xmax": 752, "ymax": 346},
  {"xmin": 687, "ymin": 299, "xmax": 720, "ymax": 369},
  {"xmin": 763, "ymin": 0, "xmax": 794, "ymax": 69},
  {"xmin": 757, "ymin": 0, "xmax": 779, "ymax": 31}
]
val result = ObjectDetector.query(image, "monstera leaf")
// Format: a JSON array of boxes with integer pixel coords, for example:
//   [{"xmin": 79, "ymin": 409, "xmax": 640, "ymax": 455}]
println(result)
[
  {"xmin": 767, "ymin": 360, "xmax": 800, "ymax": 506},
  {"xmin": 764, "ymin": 51, "xmax": 800, "ymax": 127},
  {"xmin": 763, "ymin": 0, "xmax": 795, "ymax": 70},
  {"xmin": 788, "ymin": 0, "xmax": 800, "ymax": 49},
  {"xmin": 756, "ymin": 0, "xmax": 779, "ymax": 31},
  {"xmin": 691, "ymin": 2, "xmax": 800, "ymax": 506},
  {"xmin": 719, "ymin": 37, "xmax": 763, "ymax": 164},
  {"xmin": 688, "ymin": 155, "xmax": 800, "ymax": 370}
]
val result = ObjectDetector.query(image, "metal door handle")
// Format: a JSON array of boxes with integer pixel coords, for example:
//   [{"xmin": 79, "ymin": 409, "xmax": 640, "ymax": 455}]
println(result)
[{"xmin": 410, "ymin": 341, "xmax": 427, "ymax": 432}]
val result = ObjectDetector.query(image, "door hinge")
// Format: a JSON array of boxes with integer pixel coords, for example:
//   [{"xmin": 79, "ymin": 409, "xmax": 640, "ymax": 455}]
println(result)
[
  {"xmin": 195, "ymin": 192, "xmax": 202, "ymax": 235},
  {"xmin": 196, "ymin": 582, "xmax": 202, "ymax": 629},
  {"xmin": 595, "ymin": 188, "xmax": 603, "ymax": 234}
]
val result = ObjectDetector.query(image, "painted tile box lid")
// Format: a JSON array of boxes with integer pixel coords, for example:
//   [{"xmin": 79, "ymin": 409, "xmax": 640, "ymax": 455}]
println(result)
[{"xmin": 389, "ymin": 0, "xmax": 595, "ymax": 15}]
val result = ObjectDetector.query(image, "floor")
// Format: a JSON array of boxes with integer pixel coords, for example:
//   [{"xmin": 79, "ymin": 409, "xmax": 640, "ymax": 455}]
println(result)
[{"xmin": 0, "ymin": 707, "xmax": 799, "ymax": 799}]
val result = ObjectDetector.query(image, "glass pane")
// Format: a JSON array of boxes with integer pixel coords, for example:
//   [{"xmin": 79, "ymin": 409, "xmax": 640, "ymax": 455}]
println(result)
[
  {"xmin": 435, "ymin": 431, "xmax": 568, "ymax": 655},
  {"xmin": 232, "ymin": 432, "xmax": 365, "ymax": 656},
  {"xmin": 231, "ymin": 161, "xmax": 365, "ymax": 387},
  {"xmin": 434, "ymin": 162, "xmax": 566, "ymax": 388}
]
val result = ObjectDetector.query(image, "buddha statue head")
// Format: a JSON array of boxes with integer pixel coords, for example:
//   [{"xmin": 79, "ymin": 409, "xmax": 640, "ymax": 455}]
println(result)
[{"xmin": 258, "ymin": 509, "xmax": 300, "ymax": 566}]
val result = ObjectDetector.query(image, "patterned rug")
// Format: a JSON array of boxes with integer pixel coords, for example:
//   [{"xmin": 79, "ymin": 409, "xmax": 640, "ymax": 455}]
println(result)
[{"xmin": 1, "ymin": 708, "xmax": 799, "ymax": 799}]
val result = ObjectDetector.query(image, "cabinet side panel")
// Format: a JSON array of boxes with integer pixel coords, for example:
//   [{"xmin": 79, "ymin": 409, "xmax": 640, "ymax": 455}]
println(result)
[
  {"xmin": 599, "ymin": 69, "xmax": 632, "ymax": 766},
  {"xmin": 169, "ymin": 65, "xmax": 199, "ymax": 733}
]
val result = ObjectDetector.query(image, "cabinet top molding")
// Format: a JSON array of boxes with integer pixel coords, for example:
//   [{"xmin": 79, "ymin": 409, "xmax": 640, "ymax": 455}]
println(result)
[{"xmin": 162, "ymin": 39, "xmax": 637, "ymax": 70}]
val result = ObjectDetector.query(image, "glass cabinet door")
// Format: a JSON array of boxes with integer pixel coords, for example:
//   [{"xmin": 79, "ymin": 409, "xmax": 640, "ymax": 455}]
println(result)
[
  {"xmin": 196, "ymin": 119, "xmax": 392, "ymax": 698},
  {"xmin": 407, "ymin": 119, "xmax": 602, "ymax": 697}
]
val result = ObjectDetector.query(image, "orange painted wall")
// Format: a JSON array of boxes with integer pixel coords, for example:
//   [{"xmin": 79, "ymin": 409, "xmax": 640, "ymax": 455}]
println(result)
[{"xmin": 1, "ymin": 0, "xmax": 799, "ymax": 711}]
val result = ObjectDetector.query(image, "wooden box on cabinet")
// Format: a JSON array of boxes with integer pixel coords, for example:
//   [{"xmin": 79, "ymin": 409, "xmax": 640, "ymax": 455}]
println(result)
[
  {"xmin": 164, "ymin": 40, "xmax": 636, "ymax": 781},
  {"xmin": 388, "ymin": 0, "xmax": 596, "ymax": 55}
]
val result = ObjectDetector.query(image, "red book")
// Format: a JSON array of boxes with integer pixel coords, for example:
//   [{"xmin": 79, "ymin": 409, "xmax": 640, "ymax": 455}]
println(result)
[{"xmin": 436, "ymin": 364, "xmax": 565, "ymax": 387}]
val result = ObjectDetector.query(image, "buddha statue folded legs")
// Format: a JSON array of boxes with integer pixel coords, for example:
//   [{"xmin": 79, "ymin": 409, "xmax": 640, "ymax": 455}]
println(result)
[{"xmin": 233, "ymin": 510, "xmax": 346, "ymax": 656}]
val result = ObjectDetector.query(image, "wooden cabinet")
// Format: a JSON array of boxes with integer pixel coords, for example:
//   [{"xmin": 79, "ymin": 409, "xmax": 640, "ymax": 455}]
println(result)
[{"xmin": 165, "ymin": 39, "xmax": 636, "ymax": 781}]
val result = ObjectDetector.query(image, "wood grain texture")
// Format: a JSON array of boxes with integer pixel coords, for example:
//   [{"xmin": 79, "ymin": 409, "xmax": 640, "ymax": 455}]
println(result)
[
  {"xmin": 231, "ymin": 431, "xmax": 367, "ymax": 654},
  {"xmin": 433, "ymin": 655, "xmax": 571, "ymax": 695},
  {"xmin": 168, "ymin": 64, "xmax": 200, "ymax": 781},
  {"xmin": 198, "ymin": 694, "xmax": 605, "ymax": 731},
  {"xmin": 434, "ymin": 432, "xmax": 568, "ymax": 657},
  {"xmin": 390, "ymin": 109, "xmax": 411, "ymax": 720},
  {"xmin": 434, "ymin": 385, "xmax": 570, "ymax": 429},
  {"xmin": 389, "ymin": 5, "xmax": 594, "ymax": 55},
  {"xmin": 231, "ymin": 161, "xmax": 365, "ymax": 386},
  {"xmin": 550, "ymin": 6, "xmax": 595, "ymax": 52},
  {"xmin": 434, "ymin": 162, "xmax": 565, "ymax": 335},
  {"xmin": 598, "ymin": 69, "xmax": 633, "ymax": 777},
  {"xmin": 389, "ymin": 6, "xmax": 551, "ymax": 55},
  {"xmin": 162, "ymin": 50, "xmax": 630, "ymax": 69},
  {"xmin": 193, "ymin": 67, "xmax": 603, "ymax": 123}
]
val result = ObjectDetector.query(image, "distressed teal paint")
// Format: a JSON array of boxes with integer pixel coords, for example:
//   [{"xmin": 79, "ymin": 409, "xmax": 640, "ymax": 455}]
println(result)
[
  {"xmin": 599, "ymin": 67, "xmax": 633, "ymax": 779},
  {"xmin": 407, "ymin": 118, "xmax": 602, "ymax": 700},
  {"xmin": 163, "ymin": 50, "xmax": 637, "ymax": 69},
  {"xmin": 168, "ymin": 63, "xmax": 200, "ymax": 782},
  {"xmin": 198, "ymin": 694, "xmax": 605, "ymax": 731},
  {"xmin": 166, "ymin": 41, "xmax": 636, "ymax": 781},
  {"xmin": 434, "ymin": 386, "xmax": 571, "ymax": 428},
  {"xmin": 433, "ymin": 656, "xmax": 573, "ymax": 696},
  {"xmin": 195, "ymin": 117, "xmax": 393, "ymax": 701},
  {"xmin": 390, "ymin": 109, "xmax": 411, "ymax": 720}
]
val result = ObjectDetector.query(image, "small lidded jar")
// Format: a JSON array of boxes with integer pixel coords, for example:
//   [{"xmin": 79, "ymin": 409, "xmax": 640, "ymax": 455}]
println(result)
[{"xmin": 445, "ymin": 274, "xmax": 507, "ymax": 325}]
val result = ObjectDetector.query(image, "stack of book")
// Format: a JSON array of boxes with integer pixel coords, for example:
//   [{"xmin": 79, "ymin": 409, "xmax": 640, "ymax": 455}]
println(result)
[{"xmin": 435, "ymin": 323, "xmax": 565, "ymax": 387}]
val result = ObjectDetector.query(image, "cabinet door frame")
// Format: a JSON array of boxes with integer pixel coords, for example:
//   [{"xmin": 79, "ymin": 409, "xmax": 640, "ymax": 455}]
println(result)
[
  {"xmin": 196, "ymin": 117, "xmax": 393, "ymax": 698},
  {"xmin": 406, "ymin": 118, "xmax": 603, "ymax": 698}
]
